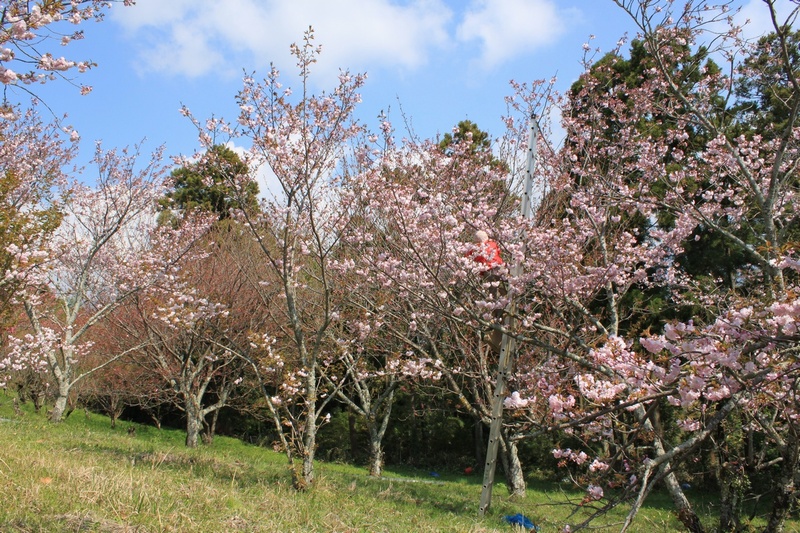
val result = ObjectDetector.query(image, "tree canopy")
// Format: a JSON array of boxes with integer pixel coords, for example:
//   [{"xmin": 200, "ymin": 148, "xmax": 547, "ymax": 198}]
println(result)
[{"xmin": 161, "ymin": 144, "xmax": 258, "ymax": 220}]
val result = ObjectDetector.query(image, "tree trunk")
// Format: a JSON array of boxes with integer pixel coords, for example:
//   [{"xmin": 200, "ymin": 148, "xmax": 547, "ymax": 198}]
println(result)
[
  {"xmin": 298, "ymin": 369, "xmax": 317, "ymax": 490},
  {"xmin": 148, "ymin": 411, "xmax": 163, "ymax": 429},
  {"xmin": 185, "ymin": 399, "xmax": 202, "ymax": 448},
  {"xmin": 765, "ymin": 442, "xmax": 799, "ymax": 533},
  {"xmin": 635, "ymin": 404, "xmax": 704, "ymax": 532},
  {"xmin": 718, "ymin": 470, "xmax": 744, "ymax": 533},
  {"xmin": 16, "ymin": 383, "xmax": 29, "ymax": 403},
  {"xmin": 365, "ymin": 388, "xmax": 394, "ymax": 478},
  {"xmin": 499, "ymin": 432, "xmax": 526, "ymax": 496},
  {"xmin": 300, "ymin": 445, "xmax": 315, "ymax": 489},
  {"xmin": 368, "ymin": 425, "xmax": 384, "ymax": 477},
  {"xmin": 50, "ymin": 347, "xmax": 74, "ymax": 422},
  {"xmin": 109, "ymin": 395, "xmax": 124, "ymax": 429},
  {"xmin": 50, "ymin": 385, "xmax": 69, "ymax": 422},
  {"xmin": 203, "ymin": 408, "xmax": 220, "ymax": 445},
  {"xmin": 31, "ymin": 389, "xmax": 43, "ymax": 413},
  {"xmin": 664, "ymin": 472, "xmax": 705, "ymax": 533}
]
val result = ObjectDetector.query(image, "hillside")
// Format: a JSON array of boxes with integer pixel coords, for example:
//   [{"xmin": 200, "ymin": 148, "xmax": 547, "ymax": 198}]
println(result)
[{"xmin": 0, "ymin": 396, "xmax": 702, "ymax": 533}]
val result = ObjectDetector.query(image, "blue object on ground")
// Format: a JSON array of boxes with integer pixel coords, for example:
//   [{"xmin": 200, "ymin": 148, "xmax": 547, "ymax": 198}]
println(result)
[
  {"xmin": 429, "ymin": 471, "xmax": 440, "ymax": 477},
  {"xmin": 503, "ymin": 513, "xmax": 539, "ymax": 531}
]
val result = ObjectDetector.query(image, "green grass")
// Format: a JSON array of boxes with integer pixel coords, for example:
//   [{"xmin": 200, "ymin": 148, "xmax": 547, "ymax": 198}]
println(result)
[{"xmin": 0, "ymin": 397, "xmax": 791, "ymax": 532}]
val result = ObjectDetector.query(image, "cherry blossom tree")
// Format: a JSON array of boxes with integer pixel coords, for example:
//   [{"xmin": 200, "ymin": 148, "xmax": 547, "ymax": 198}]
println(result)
[
  {"xmin": 0, "ymin": 104, "xmax": 73, "ymax": 327},
  {"xmin": 332, "ymin": 2, "xmax": 799, "ymax": 529},
  {"xmin": 115, "ymin": 221, "xmax": 260, "ymax": 448},
  {"xmin": 0, "ymin": 0, "xmax": 132, "ymax": 98},
  {"xmin": 0, "ymin": 305, "xmax": 50, "ymax": 411},
  {"xmin": 320, "ymin": 262, "xmax": 445, "ymax": 478},
  {"xmin": 5, "ymin": 141, "xmax": 212, "ymax": 422},
  {"xmin": 486, "ymin": 1, "xmax": 800, "ymax": 531},
  {"xmin": 0, "ymin": 105, "xmax": 75, "ymax": 402},
  {"xmin": 339, "ymin": 114, "xmax": 539, "ymax": 494},
  {"xmin": 183, "ymin": 28, "xmax": 366, "ymax": 488}
]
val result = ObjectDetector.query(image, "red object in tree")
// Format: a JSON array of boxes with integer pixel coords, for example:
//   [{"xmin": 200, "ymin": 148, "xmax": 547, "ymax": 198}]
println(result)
[
  {"xmin": 467, "ymin": 230, "xmax": 504, "ymax": 271},
  {"xmin": 472, "ymin": 240, "xmax": 504, "ymax": 269}
]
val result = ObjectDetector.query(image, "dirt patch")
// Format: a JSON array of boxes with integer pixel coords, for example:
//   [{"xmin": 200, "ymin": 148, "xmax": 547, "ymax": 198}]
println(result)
[{"xmin": 53, "ymin": 513, "xmax": 147, "ymax": 532}]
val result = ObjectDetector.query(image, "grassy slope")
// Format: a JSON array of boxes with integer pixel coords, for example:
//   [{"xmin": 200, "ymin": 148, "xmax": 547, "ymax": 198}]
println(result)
[{"xmin": 0, "ymin": 396, "xmax": 784, "ymax": 532}]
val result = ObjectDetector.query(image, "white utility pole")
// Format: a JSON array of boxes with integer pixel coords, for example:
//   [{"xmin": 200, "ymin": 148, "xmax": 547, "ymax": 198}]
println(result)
[{"xmin": 478, "ymin": 114, "xmax": 538, "ymax": 516}]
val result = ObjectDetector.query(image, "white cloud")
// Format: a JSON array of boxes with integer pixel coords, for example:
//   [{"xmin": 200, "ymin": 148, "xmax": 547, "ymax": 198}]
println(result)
[
  {"xmin": 145, "ymin": 24, "xmax": 226, "ymax": 78},
  {"xmin": 112, "ymin": 0, "xmax": 453, "ymax": 82},
  {"xmin": 456, "ymin": 0, "xmax": 568, "ymax": 70}
]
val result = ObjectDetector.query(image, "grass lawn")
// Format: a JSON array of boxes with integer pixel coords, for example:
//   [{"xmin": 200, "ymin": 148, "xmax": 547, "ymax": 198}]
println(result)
[{"xmin": 0, "ymin": 395, "xmax": 791, "ymax": 532}]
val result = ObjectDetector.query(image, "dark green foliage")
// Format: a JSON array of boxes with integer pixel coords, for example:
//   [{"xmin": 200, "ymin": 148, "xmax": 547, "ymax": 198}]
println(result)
[
  {"xmin": 377, "ymin": 390, "xmax": 475, "ymax": 469},
  {"xmin": 316, "ymin": 408, "xmax": 362, "ymax": 463},
  {"xmin": 438, "ymin": 120, "xmax": 492, "ymax": 155},
  {"xmin": 438, "ymin": 119, "xmax": 509, "ymax": 177},
  {"xmin": 733, "ymin": 27, "xmax": 800, "ymax": 139},
  {"xmin": 314, "ymin": 396, "xmax": 484, "ymax": 471},
  {"xmin": 160, "ymin": 144, "xmax": 258, "ymax": 221},
  {"xmin": 676, "ymin": 227, "xmax": 757, "ymax": 292},
  {"xmin": 675, "ymin": 28, "xmax": 800, "ymax": 297},
  {"xmin": 563, "ymin": 36, "xmax": 744, "ymax": 335},
  {"xmin": 437, "ymin": 120, "xmax": 512, "ymax": 219},
  {"xmin": 570, "ymin": 38, "xmax": 725, "ymax": 170}
]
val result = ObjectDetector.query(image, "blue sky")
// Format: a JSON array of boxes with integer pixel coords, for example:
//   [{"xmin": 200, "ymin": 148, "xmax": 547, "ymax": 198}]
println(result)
[{"xmin": 17, "ymin": 0, "xmax": 797, "ymax": 169}]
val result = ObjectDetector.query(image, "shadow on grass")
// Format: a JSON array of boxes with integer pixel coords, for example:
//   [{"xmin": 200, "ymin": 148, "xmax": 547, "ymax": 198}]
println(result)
[{"xmin": 3, "ymin": 396, "xmax": 796, "ymax": 532}]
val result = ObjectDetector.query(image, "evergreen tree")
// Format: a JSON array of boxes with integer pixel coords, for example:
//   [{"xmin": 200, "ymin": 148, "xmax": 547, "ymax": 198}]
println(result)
[
  {"xmin": 733, "ymin": 27, "xmax": 800, "ymax": 140},
  {"xmin": 438, "ymin": 120, "xmax": 492, "ymax": 155},
  {"xmin": 161, "ymin": 144, "xmax": 258, "ymax": 220}
]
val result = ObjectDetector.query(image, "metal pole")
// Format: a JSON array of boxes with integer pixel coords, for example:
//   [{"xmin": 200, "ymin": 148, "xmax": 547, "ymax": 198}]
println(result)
[{"xmin": 478, "ymin": 115, "xmax": 538, "ymax": 516}]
